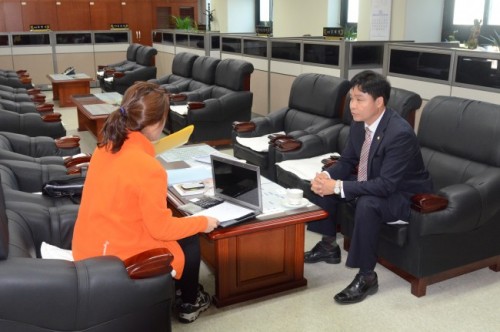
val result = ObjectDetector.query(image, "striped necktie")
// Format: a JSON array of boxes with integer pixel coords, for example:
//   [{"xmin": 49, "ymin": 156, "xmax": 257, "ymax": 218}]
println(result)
[{"xmin": 357, "ymin": 127, "xmax": 372, "ymax": 181}]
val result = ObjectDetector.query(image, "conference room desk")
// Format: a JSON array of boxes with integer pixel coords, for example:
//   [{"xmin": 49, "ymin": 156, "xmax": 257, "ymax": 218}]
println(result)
[
  {"xmin": 168, "ymin": 186, "xmax": 327, "ymax": 307},
  {"xmin": 47, "ymin": 73, "xmax": 92, "ymax": 107}
]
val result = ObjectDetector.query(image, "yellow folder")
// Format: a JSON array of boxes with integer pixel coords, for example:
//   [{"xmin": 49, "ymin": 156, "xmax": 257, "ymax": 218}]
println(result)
[{"xmin": 154, "ymin": 125, "xmax": 194, "ymax": 155}]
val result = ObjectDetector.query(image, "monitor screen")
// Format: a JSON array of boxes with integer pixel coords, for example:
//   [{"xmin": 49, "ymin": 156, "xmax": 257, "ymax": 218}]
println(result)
[{"xmin": 211, "ymin": 155, "xmax": 262, "ymax": 212}]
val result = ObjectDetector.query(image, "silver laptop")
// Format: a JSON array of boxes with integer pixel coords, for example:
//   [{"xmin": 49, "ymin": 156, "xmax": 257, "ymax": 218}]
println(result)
[
  {"xmin": 211, "ymin": 154, "xmax": 262, "ymax": 211},
  {"xmin": 185, "ymin": 155, "xmax": 263, "ymax": 228}
]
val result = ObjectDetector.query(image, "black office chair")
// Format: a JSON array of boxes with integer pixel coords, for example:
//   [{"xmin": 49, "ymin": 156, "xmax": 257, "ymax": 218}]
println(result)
[
  {"xmin": 0, "ymin": 176, "xmax": 174, "ymax": 332},
  {"xmin": 232, "ymin": 73, "xmax": 351, "ymax": 180},
  {"xmin": 275, "ymin": 87, "xmax": 422, "ymax": 200}
]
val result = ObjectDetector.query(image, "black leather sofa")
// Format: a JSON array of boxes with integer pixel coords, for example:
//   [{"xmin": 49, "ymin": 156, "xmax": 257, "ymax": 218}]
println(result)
[
  {"xmin": 168, "ymin": 58, "xmax": 254, "ymax": 145},
  {"xmin": 340, "ymin": 96, "xmax": 500, "ymax": 296},
  {"xmin": 0, "ymin": 159, "xmax": 82, "ymax": 207},
  {"xmin": 0, "ymin": 109, "xmax": 66, "ymax": 139},
  {"xmin": 232, "ymin": 73, "xmax": 351, "ymax": 180},
  {"xmin": 0, "ymin": 132, "xmax": 85, "ymax": 167},
  {"xmin": 161, "ymin": 55, "xmax": 220, "ymax": 94},
  {"xmin": 97, "ymin": 43, "xmax": 141, "ymax": 88},
  {"xmin": 275, "ymin": 87, "xmax": 422, "ymax": 195},
  {"xmin": 0, "ymin": 179, "xmax": 174, "ymax": 332},
  {"xmin": 149, "ymin": 52, "xmax": 199, "ymax": 88},
  {"xmin": 101, "ymin": 45, "xmax": 158, "ymax": 94}
]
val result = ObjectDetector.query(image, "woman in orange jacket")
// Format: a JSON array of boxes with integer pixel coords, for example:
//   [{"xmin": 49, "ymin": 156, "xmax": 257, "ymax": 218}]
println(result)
[{"xmin": 72, "ymin": 82, "xmax": 219, "ymax": 323}]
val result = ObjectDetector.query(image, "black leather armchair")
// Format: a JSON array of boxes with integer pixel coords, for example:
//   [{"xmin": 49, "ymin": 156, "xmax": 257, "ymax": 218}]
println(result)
[
  {"xmin": 97, "ymin": 43, "xmax": 141, "ymax": 87},
  {"xmin": 275, "ymin": 87, "xmax": 422, "ymax": 194},
  {"xmin": 0, "ymin": 109, "xmax": 66, "ymax": 139},
  {"xmin": 161, "ymin": 55, "xmax": 220, "ymax": 94},
  {"xmin": 0, "ymin": 97, "xmax": 54, "ymax": 114},
  {"xmin": 0, "ymin": 132, "xmax": 84, "ymax": 165},
  {"xmin": 0, "ymin": 75, "xmax": 33, "ymax": 89},
  {"xmin": 149, "ymin": 52, "xmax": 199, "ymax": 87},
  {"xmin": 340, "ymin": 96, "xmax": 500, "ymax": 296},
  {"xmin": 0, "ymin": 180, "xmax": 174, "ymax": 332},
  {"xmin": 168, "ymin": 58, "xmax": 254, "ymax": 145},
  {"xmin": 0, "ymin": 84, "xmax": 41, "ymax": 96},
  {"xmin": 102, "ymin": 45, "xmax": 158, "ymax": 94},
  {"xmin": 0, "ymin": 159, "xmax": 83, "ymax": 207},
  {"xmin": 232, "ymin": 73, "xmax": 351, "ymax": 180}
]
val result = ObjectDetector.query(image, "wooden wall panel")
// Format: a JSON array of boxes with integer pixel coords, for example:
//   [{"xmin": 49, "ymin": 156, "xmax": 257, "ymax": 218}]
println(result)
[
  {"xmin": 1, "ymin": 0, "xmax": 199, "ymax": 35},
  {"xmin": 0, "ymin": 3, "xmax": 6, "ymax": 32},
  {"xmin": 21, "ymin": 0, "xmax": 59, "ymax": 31},
  {"xmin": 89, "ymin": 0, "xmax": 123, "ymax": 31},
  {"xmin": 3, "ymin": 0, "xmax": 23, "ymax": 32},
  {"xmin": 122, "ymin": 0, "xmax": 153, "ymax": 45},
  {"xmin": 56, "ymin": 0, "xmax": 91, "ymax": 31}
]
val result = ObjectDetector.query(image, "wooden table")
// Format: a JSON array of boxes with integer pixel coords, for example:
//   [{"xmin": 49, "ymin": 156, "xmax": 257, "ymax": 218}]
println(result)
[
  {"xmin": 168, "ymin": 187, "xmax": 327, "ymax": 307},
  {"xmin": 71, "ymin": 94, "xmax": 112, "ymax": 142},
  {"xmin": 47, "ymin": 74, "xmax": 92, "ymax": 107}
]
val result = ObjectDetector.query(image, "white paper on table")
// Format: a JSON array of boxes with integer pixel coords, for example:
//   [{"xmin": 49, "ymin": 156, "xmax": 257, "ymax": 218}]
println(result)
[
  {"xmin": 170, "ymin": 105, "xmax": 189, "ymax": 115},
  {"xmin": 235, "ymin": 131, "xmax": 285, "ymax": 152},
  {"xmin": 275, "ymin": 153, "xmax": 333, "ymax": 181},
  {"xmin": 192, "ymin": 201, "xmax": 254, "ymax": 222}
]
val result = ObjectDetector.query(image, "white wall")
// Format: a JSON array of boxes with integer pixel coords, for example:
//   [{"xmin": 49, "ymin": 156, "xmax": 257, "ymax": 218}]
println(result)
[
  {"xmin": 273, "ymin": 0, "xmax": 329, "ymax": 37},
  {"xmin": 358, "ymin": 0, "xmax": 444, "ymax": 41},
  {"xmin": 328, "ymin": 0, "xmax": 342, "ymax": 26},
  {"xmin": 214, "ymin": 0, "xmax": 444, "ymax": 40},
  {"xmin": 228, "ymin": 0, "xmax": 255, "ymax": 33},
  {"xmin": 404, "ymin": 0, "xmax": 444, "ymax": 42}
]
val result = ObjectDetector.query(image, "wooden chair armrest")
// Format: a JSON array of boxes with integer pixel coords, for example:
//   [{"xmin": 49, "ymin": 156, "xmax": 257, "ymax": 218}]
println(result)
[
  {"xmin": 97, "ymin": 65, "xmax": 107, "ymax": 70},
  {"xmin": 18, "ymin": 73, "xmax": 30, "ymax": 78},
  {"xmin": 16, "ymin": 69, "xmax": 28, "ymax": 75},
  {"xmin": 113, "ymin": 71, "xmax": 125, "ymax": 78},
  {"xmin": 411, "ymin": 193, "xmax": 448, "ymax": 213},
  {"xmin": 274, "ymin": 137, "xmax": 302, "ymax": 152},
  {"xmin": 320, "ymin": 154, "xmax": 341, "ymax": 170},
  {"xmin": 321, "ymin": 159, "xmax": 338, "ymax": 171},
  {"xmin": 104, "ymin": 68, "xmax": 116, "ymax": 75},
  {"xmin": 31, "ymin": 94, "xmax": 46, "ymax": 103},
  {"xmin": 169, "ymin": 93, "xmax": 187, "ymax": 102},
  {"xmin": 55, "ymin": 135, "xmax": 81, "ymax": 149},
  {"xmin": 232, "ymin": 121, "xmax": 256, "ymax": 133},
  {"xmin": 66, "ymin": 162, "xmax": 89, "ymax": 175},
  {"xmin": 36, "ymin": 103, "xmax": 54, "ymax": 113},
  {"xmin": 27, "ymin": 88, "xmax": 41, "ymax": 95},
  {"xmin": 188, "ymin": 101, "xmax": 205, "ymax": 110},
  {"xmin": 64, "ymin": 153, "xmax": 91, "ymax": 168},
  {"xmin": 124, "ymin": 248, "xmax": 174, "ymax": 279},
  {"xmin": 41, "ymin": 112, "xmax": 61, "ymax": 122},
  {"xmin": 20, "ymin": 77, "xmax": 32, "ymax": 84},
  {"xmin": 269, "ymin": 134, "xmax": 292, "ymax": 145}
]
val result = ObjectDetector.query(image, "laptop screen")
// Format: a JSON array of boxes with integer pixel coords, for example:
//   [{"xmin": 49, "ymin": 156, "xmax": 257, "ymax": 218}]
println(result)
[{"xmin": 210, "ymin": 155, "xmax": 262, "ymax": 213}]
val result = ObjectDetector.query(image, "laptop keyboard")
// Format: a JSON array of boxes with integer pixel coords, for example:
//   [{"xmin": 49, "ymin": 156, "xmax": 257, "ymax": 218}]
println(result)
[{"xmin": 192, "ymin": 196, "xmax": 224, "ymax": 209}]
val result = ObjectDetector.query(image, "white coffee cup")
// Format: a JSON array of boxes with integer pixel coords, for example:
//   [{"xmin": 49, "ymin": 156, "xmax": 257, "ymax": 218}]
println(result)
[{"xmin": 286, "ymin": 188, "xmax": 303, "ymax": 205}]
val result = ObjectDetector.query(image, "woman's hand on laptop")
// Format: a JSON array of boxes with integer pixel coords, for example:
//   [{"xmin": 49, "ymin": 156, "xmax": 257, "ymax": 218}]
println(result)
[{"xmin": 204, "ymin": 217, "xmax": 220, "ymax": 232}]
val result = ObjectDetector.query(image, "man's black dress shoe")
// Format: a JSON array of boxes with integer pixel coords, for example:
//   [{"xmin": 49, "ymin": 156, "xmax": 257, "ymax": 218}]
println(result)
[
  {"xmin": 304, "ymin": 241, "xmax": 341, "ymax": 264},
  {"xmin": 334, "ymin": 273, "xmax": 378, "ymax": 304}
]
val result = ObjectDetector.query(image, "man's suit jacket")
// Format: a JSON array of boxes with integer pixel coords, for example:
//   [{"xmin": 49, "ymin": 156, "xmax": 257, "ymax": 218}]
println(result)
[{"xmin": 327, "ymin": 107, "xmax": 433, "ymax": 219}]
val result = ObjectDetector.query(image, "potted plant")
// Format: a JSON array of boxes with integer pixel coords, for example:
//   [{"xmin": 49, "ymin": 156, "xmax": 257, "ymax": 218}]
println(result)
[
  {"xmin": 481, "ymin": 29, "xmax": 500, "ymax": 52},
  {"xmin": 171, "ymin": 16, "xmax": 196, "ymax": 31}
]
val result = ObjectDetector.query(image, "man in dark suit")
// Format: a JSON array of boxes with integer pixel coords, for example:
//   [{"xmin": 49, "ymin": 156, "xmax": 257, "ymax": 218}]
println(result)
[{"xmin": 307, "ymin": 70, "xmax": 432, "ymax": 304}]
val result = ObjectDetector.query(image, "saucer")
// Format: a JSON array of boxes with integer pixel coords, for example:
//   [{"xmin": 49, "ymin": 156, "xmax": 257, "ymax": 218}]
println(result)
[{"xmin": 282, "ymin": 198, "xmax": 309, "ymax": 208}]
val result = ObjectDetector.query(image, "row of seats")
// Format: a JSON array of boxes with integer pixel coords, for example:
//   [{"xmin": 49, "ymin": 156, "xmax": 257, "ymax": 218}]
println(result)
[
  {"xmin": 0, "ymin": 75, "xmax": 69, "ymax": 138},
  {"xmin": 232, "ymin": 73, "xmax": 500, "ymax": 296},
  {"xmin": 0, "ymin": 72, "xmax": 175, "ymax": 331},
  {"xmin": 97, "ymin": 43, "xmax": 158, "ymax": 95},
  {"xmin": 151, "ymin": 52, "xmax": 255, "ymax": 145},
  {"xmin": 0, "ymin": 69, "xmax": 33, "ymax": 88}
]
